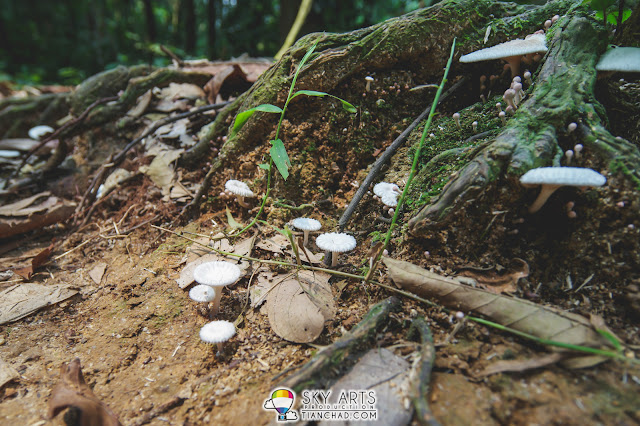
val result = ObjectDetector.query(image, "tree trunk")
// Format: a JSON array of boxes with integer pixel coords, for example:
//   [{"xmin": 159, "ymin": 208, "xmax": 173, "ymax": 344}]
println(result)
[
  {"xmin": 184, "ymin": 0, "xmax": 196, "ymax": 53},
  {"xmin": 208, "ymin": 0, "xmax": 217, "ymax": 59},
  {"xmin": 143, "ymin": 0, "xmax": 156, "ymax": 43}
]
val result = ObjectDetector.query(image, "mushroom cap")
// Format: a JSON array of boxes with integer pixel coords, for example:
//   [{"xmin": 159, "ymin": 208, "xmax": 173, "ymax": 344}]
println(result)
[
  {"xmin": 189, "ymin": 284, "xmax": 217, "ymax": 302},
  {"xmin": 28, "ymin": 125, "xmax": 54, "ymax": 141},
  {"xmin": 365, "ymin": 76, "xmax": 374, "ymax": 81},
  {"xmin": 193, "ymin": 261, "xmax": 241, "ymax": 287},
  {"xmin": 373, "ymin": 182, "xmax": 400, "ymax": 197},
  {"xmin": 199, "ymin": 320, "xmax": 236, "ymax": 344},
  {"xmin": 519, "ymin": 167, "xmax": 606, "ymax": 187},
  {"xmin": 291, "ymin": 217, "xmax": 322, "ymax": 232},
  {"xmin": 316, "ymin": 232, "xmax": 357, "ymax": 253},
  {"xmin": 224, "ymin": 179, "xmax": 254, "ymax": 197},
  {"xmin": 380, "ymin": 193, "xmax": 398, "ymax": 207},
  {"xmin": 596, "ymin": 47, "xmax": 640, "ymax": 72},
  {"xmin": 460, "ymin": 34, "xmax": 547, "ymax": 63}
]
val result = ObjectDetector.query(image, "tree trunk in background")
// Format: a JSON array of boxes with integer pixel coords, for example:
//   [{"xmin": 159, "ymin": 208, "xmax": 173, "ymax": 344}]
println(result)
[
  {"xmin": 143, "ymin": 0, "xmax": 156, "ymax": 43},
  {"xmin": 208, "ymin": 0, "xmax": 217, "ymax": 59},
  {"xmin": 184, "ymin": 0, "xmax": 196, "ymax": 53},
  {"xmin": 280, "ymin": 0, "xmax": 301, "ymax": 44}
]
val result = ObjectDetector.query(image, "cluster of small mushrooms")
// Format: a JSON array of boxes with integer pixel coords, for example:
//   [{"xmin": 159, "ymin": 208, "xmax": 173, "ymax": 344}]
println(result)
[{"xmin": 188, "ymin": 15, "xmax": 640, "ymax": 351}]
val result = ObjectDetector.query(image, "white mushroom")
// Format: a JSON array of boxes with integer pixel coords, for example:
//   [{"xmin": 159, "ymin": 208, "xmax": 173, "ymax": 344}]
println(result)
[
  {"xmin": 224, "ymin": 179, "xmax": 254, "ymax": 208},
  {"xmin": 189, "ymin": 284, "xmax": 216, "ymax": 302},
  {"xmin": 193, "ymin": 261, "xmax": 241, "ymax": 315},
  {"xmin": 199, "ymin": 320, "xmax": 236, "ymax": 353},
  {"xmin": 460, "ymin": 33, "xmax": 548, "ymax": 78},
  {"xmin": 596, "ymin": 47, "xmax": 640, "ymax": 73},
  {"xmin": 373, "ymin": 182, "xmax": 401, "ymax": 208},
  {"xmin": 519, "ymin": 167, "xmax": 606, "ymax": 213},
  {"xmin": 316, "ymin": 232, "xmax": 357, "ymax": 267},
  {"xmin": 291, "ymin": 217, "xmax": 322, "ymax": 247},
  {"xmin": 28, "ymin": 125, "xmax": 54, "ymax": 141},
  {"xmin": 365, "ymin": 76, "xmax": 374, "ymax": 92}
]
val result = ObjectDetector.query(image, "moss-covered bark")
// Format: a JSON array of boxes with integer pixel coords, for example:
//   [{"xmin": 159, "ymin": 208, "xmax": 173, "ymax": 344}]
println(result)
[{"xmin": 408, "ymin": 9, "xmax": 640, "ymax": 235}]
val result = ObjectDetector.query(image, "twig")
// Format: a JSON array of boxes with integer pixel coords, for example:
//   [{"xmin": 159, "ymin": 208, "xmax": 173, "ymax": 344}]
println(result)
[
  {"xmin": 407, "ymin": 317, "xmax": 440, "ymax": 426},
  {"xmin": 338, "ymin": 75, "xmax": 465, "ymax": 232}
]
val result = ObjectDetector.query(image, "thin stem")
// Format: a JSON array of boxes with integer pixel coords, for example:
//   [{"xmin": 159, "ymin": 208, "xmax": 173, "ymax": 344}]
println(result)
[{"xmin": 382, "ymin": 39, "xmax": 457, "ymax": 252}]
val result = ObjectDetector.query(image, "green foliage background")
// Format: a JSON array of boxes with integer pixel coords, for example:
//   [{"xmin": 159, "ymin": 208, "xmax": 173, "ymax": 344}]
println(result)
[{"xmin": 0, "ymin": 0, "xmax": 431, "ymax": 85}]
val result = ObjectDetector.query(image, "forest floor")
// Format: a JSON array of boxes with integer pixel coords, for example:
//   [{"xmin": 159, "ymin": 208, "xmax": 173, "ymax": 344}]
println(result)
[{"xmin": 1, "ymin": 57, "xmax": 640, "ymax": 425}]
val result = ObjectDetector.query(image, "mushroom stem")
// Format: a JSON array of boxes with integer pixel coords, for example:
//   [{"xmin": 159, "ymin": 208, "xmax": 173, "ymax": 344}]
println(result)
[
  {"xmin": 528, "ymin": 184, "xmax": 561, "ymax": 213},
  {"xmin": 330, "ymin": 251, "xmax": 338, "ymax": 267},
  {"xmin": 504, "ymin": 56, "xmax": 521, "ymax": 78},
  {"xmin": 236, "ymin": 195, "xmax": 250, "ymax": 208},
  {"xmin": 211, "ymin": 290, "xmax": 223, "ymax": 316},
  {"xmin": 216, "ymin": 342, "xmax": 224, "ymax": 353},
  {"xmin": 302, "ymin": 230, "xmax": 310, "ymax": 247}
]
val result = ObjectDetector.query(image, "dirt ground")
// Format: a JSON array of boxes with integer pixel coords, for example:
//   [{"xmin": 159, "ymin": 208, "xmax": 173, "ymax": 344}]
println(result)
[{"xmin": 2, "ymin": 49, "xmax": 640, "ymax": 426}]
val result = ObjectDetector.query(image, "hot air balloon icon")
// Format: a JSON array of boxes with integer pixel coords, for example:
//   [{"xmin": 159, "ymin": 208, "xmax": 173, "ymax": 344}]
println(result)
[{"xmin": 263, "ymin": 388, "xmax": 298, "ymax": 422}]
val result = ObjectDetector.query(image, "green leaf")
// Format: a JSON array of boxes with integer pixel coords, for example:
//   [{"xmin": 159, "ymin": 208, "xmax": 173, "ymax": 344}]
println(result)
[
  {"xmin": 293, "ymin": 89, "xmax": 328, "ymax": 98},
  {"xmin": 258, "ymin": 163, "xmax": 270, "ymax": 170},
  {"xmin": 225, "ymin": 206, "xmax": 243, "ymax": 229},
  {"xmin": 291, "ymin": 90, "xmax": 357, "ymax": 113},
  {"xmin": 269, "ymin": 138, "xmax": 291, "ymax": 180},
  {"xmin": 230, "ymin": 104, "xmax": 283, "ymax": 138},
  {"xmin": 596, "ymin": 329, "xmax": 623, "ymax": 352}
]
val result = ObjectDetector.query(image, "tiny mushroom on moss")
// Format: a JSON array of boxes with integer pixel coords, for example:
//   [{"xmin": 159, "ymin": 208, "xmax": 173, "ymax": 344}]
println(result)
[
  {"xmin": 316, "ymin": 232, "xmax": 357, "ymax": 267},
  {"xmin": 460, "ymin": 33, "xmax": 548, "ymax": 78},
  {"xmin": 519, "ymin": 167, "xmax": 606, "ymax": 213},
  {"xmin": 199, "ymin": 320, "xmax": 236, "ymax": 353},
  {"xmin": 291, "ymin": 217, "xmax": 322, "ymax": 246},
  {"xmin": 225, "ymin": 179, "xmax": 254, "ymax": 208},
  {"xmin": 373, "ymin": 182, "xmax": 401, "ymax": 210},
  {"xmin": 193, "ymin": 261, "xmax": 241, "ymax": 315},
  {"xmin": 365, "ymin": 76, "xmax": 374, "ymax": 92}
]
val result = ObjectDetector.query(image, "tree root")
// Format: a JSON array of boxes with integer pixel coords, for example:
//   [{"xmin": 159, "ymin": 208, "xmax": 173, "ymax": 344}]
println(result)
[
  {"xmin": 408, "ymin": 12, "xmax": 640, "ymax": 236},
  {"xmin": 278, "ymin": 296, "xmax": 401, "ymax": 392}
]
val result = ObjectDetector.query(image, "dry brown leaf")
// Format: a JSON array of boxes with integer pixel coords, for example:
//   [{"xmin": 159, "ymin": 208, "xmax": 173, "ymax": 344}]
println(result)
[
  {"xmin": 48, "ymin": 358, "xmax": 122, "ymax": 426},
  {"xmin": 0, "ymin": 357, "xmax": 19, "ymax": 389},
  {"xmin": 267, "ymin": 270, "xmax": 335, "ymax": 343},
  {"xmin": 204, "ymin": 64, "xmax": 248, "ymax": 103},
  {"xmin": 13, "ymin": 241, "xmax": 54, "ymax": 280},
  {"xmin": 456, "ymin": 258, "xmax": 529, "ymax": 294},
  {"xmin": 251, "ymin": 269, "xmax": 277, "ymax": 308},
  {"xmin": 0, "ymin": 282, "xmax": 78, "ymax": 325},
  {"xmin": 89, "ymin": 263, "xmax": 107, "ymax": 285},
  {"xmin": 126, "ymin": 90, "xmax": 152, "ymax": 117},
  {"xmin": 474, "ymin": 352, "xmax": 565, "ymax": 378},
  {"xmin": 0, "ymin": 193, "xmax": 75, "ymax": 239},
  {"xmin": 383, "ymin": 257, "xmax": 613, "ymax": 351}
]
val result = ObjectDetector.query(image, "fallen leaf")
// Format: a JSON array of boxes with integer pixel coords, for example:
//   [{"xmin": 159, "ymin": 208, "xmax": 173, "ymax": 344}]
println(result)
[
  {"xmin": 225, "ymin": 206, "xmax": 243, "ymax": 229},
  {"xmin": 0, "ymin": 357, "xmax": 19, "ymax": 389},
  {"xmin": 126, "ymin": 89, "xmax": 152, "ymax": 118},
  {"xmin": 267, "ymin": 270, "xmax": 334, "ymax": 343},
  {"xmin": 474, "ymin": 352, "xmax": 565, "ymax": 377},
  {"xmin": 13, "ymin": 242, "xmax": 54, "ymax": 280},
  {"xmin": 0, "ymin": 282, "xmax": 78, "ymax": 325},
  {"xmin": 383, "ymin": 257, "xmax": 614, "ymax": 358},
  {"xmin": 48, "ymin": 358, "xmax": 122, "ymax": 426},
  {"xmin": 89, "ymin": 263, "xmax": 107, "ymax": 285},
  {"xmin": 456, "ymin": 258, "xmax": 529, "ymax": 294},
  {"xmin": 204, "ymin": 64, "xmax": 250, "ymax": 103},
  {"xmin": 251, "ymin": 269, "xmax": 277, "ymax": 308}
]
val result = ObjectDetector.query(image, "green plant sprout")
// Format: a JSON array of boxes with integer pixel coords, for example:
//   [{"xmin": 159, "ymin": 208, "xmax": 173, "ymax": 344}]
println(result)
[
  {"xmin": 582, "ymin": 0, "xmax": 632, "ymax": 28},
  {"xmin": 369, "ymin": 38, "xmax": 457, "ymax": 275},
  {"xmin": 230, "ymin": 38, "xmax": 355, "ymax": 235}
]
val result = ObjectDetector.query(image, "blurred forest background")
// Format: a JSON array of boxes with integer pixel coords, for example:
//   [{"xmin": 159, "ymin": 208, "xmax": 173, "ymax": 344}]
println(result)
[
  {"xmin": 0, "ymin": 0, "xmax": 436, "ymax": 85},
  {"xmin": 0, "ymin": 0, "xmax": 623, "ymax": 86}
]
